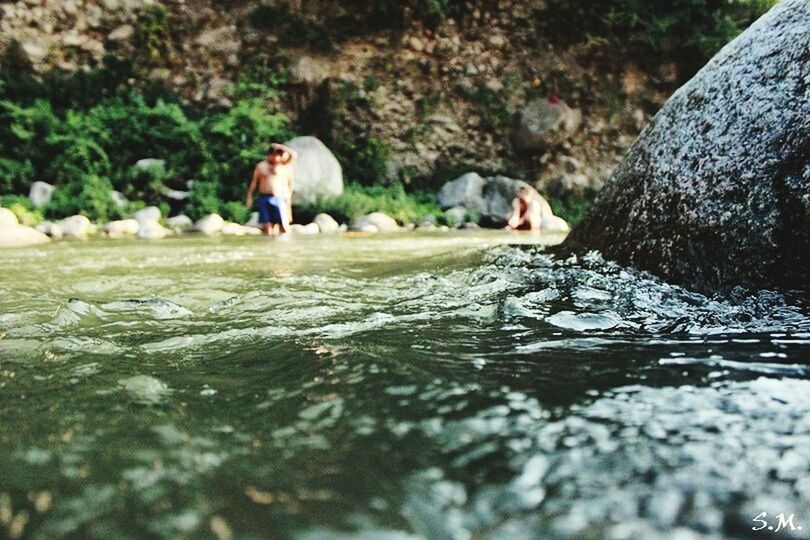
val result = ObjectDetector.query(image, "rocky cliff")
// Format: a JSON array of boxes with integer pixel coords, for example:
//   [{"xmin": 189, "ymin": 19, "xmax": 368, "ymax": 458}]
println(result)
[
  {"xmin": 0, "ymin": 0, "xmax": 675, "ymax": 196},
  {"xmin": 569, "ymin": 0, "xmax": 809, "ymax": 293}
]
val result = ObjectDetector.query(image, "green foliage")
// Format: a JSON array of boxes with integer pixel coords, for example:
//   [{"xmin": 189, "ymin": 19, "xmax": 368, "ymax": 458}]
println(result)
[
  {"xmin": 185, "ymin": 181, "xmax": 221, "ymax": 221},
  {"xmin": 547, "ymin": 191, "xmax": 596, "ymax": 227},
  {"xmin": 297, "ymin": 183, "xmax": 442, "ymax": 225},
  {"xmin": 0, "ymin": 195, "xmax": 43, "ymax": 226},
  {"xmin": 202, "ymin": 98, "xmax": 290, "ymax": 202},
  {"xmin": 221, "ymin": 200, "xmax": 252, "ymax": 224},
  {"xmin": 473, "ymin": 86, "xmax": 510, "ymax": 131},
  {"xmin": 334, "ymin": 136, "xmax": 391, "ymax": 187},
  {"xmin": 135, "ymin": 4, "xmax": 176, "ymax": 66},
  {"xmin": 539, "ymin": 0, "xmax": 777, "ymax": 75},
  {"xmin": 46, "ymin": 174, "xmax": 117, "ymax": 221},
  {"xmin": 249, "ymin": 5, "xmax": 333, "ymax": 52}
]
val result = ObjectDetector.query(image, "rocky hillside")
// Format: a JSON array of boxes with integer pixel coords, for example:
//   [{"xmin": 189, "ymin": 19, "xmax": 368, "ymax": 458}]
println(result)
[{"xmin": 0, "ymin": 0, "xmax": 772, "ymax": 216}]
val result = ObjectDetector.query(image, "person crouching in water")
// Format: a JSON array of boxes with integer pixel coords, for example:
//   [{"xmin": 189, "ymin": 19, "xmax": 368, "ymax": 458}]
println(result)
[
  {"xmin": 245, "ymin": 143, "xmax": 297, "ymax": 235},
  {"xmin": 506, "ymin": 186, "xmax": 542, "ymax": 231}
]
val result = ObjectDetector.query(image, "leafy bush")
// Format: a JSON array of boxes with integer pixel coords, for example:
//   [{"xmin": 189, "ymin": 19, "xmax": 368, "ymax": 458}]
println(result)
[
  {"xmin": 46, "ymin": 174, "xmax": 117, "ymax": 221},
  {"xmin": 0, "ymin": 195, "xmax": 43, "ymax": 226},
  {"xmin": 539, "ymin": 0, "xmax": 777, "ymax": 75},
  {"xmin": 547, "ymin": 191, "xmax": 597, "ymax": 227},
  {"xmin": 296, "ymin": 183, "xmax": 442, "ymax": 225}
]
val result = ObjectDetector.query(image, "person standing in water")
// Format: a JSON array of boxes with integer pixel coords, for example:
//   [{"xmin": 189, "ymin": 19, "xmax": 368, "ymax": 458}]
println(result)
[
  {"xmin": 506, "ymin": 186, "xmax": 542, "ymax": 231},
  {"xmin": 245, "ymin": 143, "xmax": 298, "ymax": 235}
]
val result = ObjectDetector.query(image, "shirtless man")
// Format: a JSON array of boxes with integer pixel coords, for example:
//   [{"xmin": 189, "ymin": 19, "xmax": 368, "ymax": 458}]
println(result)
[
  {"xmin": 245, "ymin": 143, "xmax": 297, "ymax": 235},
  {"xmin": 506, "ymin": 186, "xmax": 542, "ymax": 231}
]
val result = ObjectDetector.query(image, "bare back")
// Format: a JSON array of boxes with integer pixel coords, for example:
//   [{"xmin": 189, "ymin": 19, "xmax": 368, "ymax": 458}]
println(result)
[{"xmin": 254, "ymin": 160, "xmax": 294, "ymax": 199}]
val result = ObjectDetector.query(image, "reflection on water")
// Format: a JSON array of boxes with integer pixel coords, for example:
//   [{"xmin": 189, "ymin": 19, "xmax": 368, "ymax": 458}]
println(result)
[{"xmin": 0, "ymin": 233, "xmax": 808, "ymax": 539}]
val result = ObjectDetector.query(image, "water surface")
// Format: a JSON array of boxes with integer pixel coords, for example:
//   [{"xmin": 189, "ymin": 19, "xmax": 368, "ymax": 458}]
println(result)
[{"xmin": 0, "ymin": 232, "xmax": 808, "ymax": 539}]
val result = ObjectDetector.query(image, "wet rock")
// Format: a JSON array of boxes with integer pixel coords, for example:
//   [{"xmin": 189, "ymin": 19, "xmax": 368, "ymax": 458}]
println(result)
[
  {"xmin": 166, "ymin": 214, "xmax": 193, "ymax": 233},
  {"xmin": 194, "ymin": 213, "xmax": 225, "ymax": 235},
  {"xmin": 134, "ymin": 158, "xmax": 165, "ymax": 171},
  {"xmin": 313, "ymin": 213, "xmax": 339, "ymax": 233},
  {"xmin": 438, "ymin": 172, "xmax": 554, "ymax": 226},
  {"xmin": 58, "ymin": 215, "xmax": 92, "ymax": 239},
  {"xmin": 28, "ymin": 181, "xmax": 54, "ymax": 208},
  {"xmin": 104, "ymin": 219, "xmax": 139, "ymax": 238},
  {"xmin": 283, "ymin": 136, "xmax": 343, "ymax": 205},
  {"xmin": 351, "ymin": 212, "xmax": 399, "ymax": 232},
  {"xmin": 511, "ymin": 99, "xmax": 582, "ymax": 152},
  {"xmin": 444, "ymin": 206, "xmax": 468, "ymax": 228},
  {"xmin": 569, "ymin": 0, "xmax": 810, "ymax": 292},
  {"xmin": 0, "ymin": 224, "xmax": 51, "ymax": 248}
]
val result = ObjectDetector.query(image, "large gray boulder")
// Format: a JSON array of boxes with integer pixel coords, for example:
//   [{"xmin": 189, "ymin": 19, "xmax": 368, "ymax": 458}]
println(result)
[
  {"xmin": 284, "ymin": 136, "xmax": 343, "ymax": 205},
  {"xmin": 438, "ymin": 173, "xmax": 553, "ymax": 225},
  {"xmin": 511, "ymin": 99, "xmax": 581, "ymax": 152},
  {"xmin": 569, "ymin": 0, "xmax": 809, "ymax": 293}
]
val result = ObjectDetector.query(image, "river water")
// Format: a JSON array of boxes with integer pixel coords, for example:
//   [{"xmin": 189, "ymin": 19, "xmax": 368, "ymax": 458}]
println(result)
[{"xmin": 0, "ymin": 233, "xmax": 808, "ymax": 539}]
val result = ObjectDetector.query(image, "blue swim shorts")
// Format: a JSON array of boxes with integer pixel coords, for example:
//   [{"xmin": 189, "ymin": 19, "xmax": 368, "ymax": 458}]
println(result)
[{"xmin": 258, "ymin": 194, "xmax": 285, "ymax": 224}]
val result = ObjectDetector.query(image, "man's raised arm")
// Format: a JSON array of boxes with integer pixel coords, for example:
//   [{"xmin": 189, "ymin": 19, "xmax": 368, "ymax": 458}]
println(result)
[{"xmin": 271, "ymin": 142, "xmax": 298, "ymax": 164}]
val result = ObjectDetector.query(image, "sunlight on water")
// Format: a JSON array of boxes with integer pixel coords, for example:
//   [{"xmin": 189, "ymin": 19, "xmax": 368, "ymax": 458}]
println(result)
[{"xmin": 0, "ymin": 233, "xmax": 808, "ymax": 539}]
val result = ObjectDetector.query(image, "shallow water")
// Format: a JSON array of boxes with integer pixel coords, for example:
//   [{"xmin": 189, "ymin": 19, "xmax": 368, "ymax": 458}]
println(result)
[{"xmin": 0, "ymin": 232, "xmax": 808, "ymax": 539}]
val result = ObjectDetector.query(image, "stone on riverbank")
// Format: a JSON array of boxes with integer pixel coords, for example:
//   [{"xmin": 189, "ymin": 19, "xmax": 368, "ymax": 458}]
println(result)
[
  {"xmin": 290, "ymin": 223, "xmax": 320, "ymax": 235},
  {"xmin": 105, "ymin": 219, "xmax": 140, "ymax": 238},
  {"xmin": 542, "ymin": 215, "xmax": 571, "ymax": 233},
  {"xmin": 568, "ymin": 0, "xmax": 810, "ymax": 293},
  {"xmin": 221, "ymin": 222, "xmax": 261, "ymax": 236},
  {"xmin": 0, "ymin": 224, "xmax": 51, "ymax": 248},
  {"xmin": 313, "ymin": 213, "xmax": 339, "ymax": 233},
  {"xmin": 283, "ymin": 136, "xmax": 343, "ymax": 205},
  {"xmin": 194, "ymin": 213, "xmax": 225, "ymax": 235},
  {"xmin": 36, "ymin": 221, "xmax": 63, "ymax": 239},
  {"xmin": 166, "ymin": 214, "xmax": 193, "ymax": 233},
  {"xmin": 350, "ymin": 212, "xmax": 399, "ymax": 233},
  {"xmin": 133, "ymin": 206, "xmax": 162, "ymax": 227},
  {"xmin": 58, "ymin": 215, "xmax": 92, "ymax": 239},
  {"xmin": 438, "ymin": 173, "xmax": 554, "ymax": 226}
]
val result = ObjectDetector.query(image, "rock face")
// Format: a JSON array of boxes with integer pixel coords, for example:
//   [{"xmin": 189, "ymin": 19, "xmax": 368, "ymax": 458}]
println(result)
[
  {"xmin": 438, "ymin": 172, "xmax": 554, "ymax": 225},
  {"xmin": 511, "ymin": 99, "xmax": 582, "ymax": 152},
  {"xmin": 58, "ymin": 215, "xmax": 92, "ymax": 239},
  {"xmin": 104, "ymin": 219, "xmax": 139, "ymax": 238},
  {"xmin": 283, "ymin": 136, "xmax": 343, "ymax": 205},
  {"xmin": 569, "ymin": 0, "xmax": 810, "ymax": 293},
  {"xmin": 0, "ymin": 208, "xmax": 18, "ymax": 227}
]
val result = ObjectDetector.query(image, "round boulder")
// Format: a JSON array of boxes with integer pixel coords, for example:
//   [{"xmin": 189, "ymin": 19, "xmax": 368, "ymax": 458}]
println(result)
[
  {"xmin": 283, "ymin": 136, "xmax": 343, "ymax": 205},
  {"xmin": 313, "ymin": 213, "xmax": 339, "ymax": 233},
  {"xmin": 58, "ymin": 215, "xmax": 92, "ymax": 239},
  {"xmin": 193, "ymin": 213, "xmax": 225, "ymax": 235},
  {"xmin": 0, "ymin": 208, "xmax": 19, "ymax": 227},
  {"xmin": 104, "ymin": 219, "xmax": 140, "ymax": 238},
  {"xmin": 350, "ymin": 212, "xmax": 399, "ymax": 232},
  {"xmin": 569, "ymin": 0, "xmax": 810, "ymax": 293},
  {"xmin": 0, "ymin": 224, "xmax": 51, "ymax": 248}
]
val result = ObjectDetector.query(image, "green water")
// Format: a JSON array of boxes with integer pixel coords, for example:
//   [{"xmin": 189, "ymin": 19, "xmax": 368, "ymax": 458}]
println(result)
[{"xmin": 0, "ymin": 233, "xmax": 808, "ymax": 539}]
